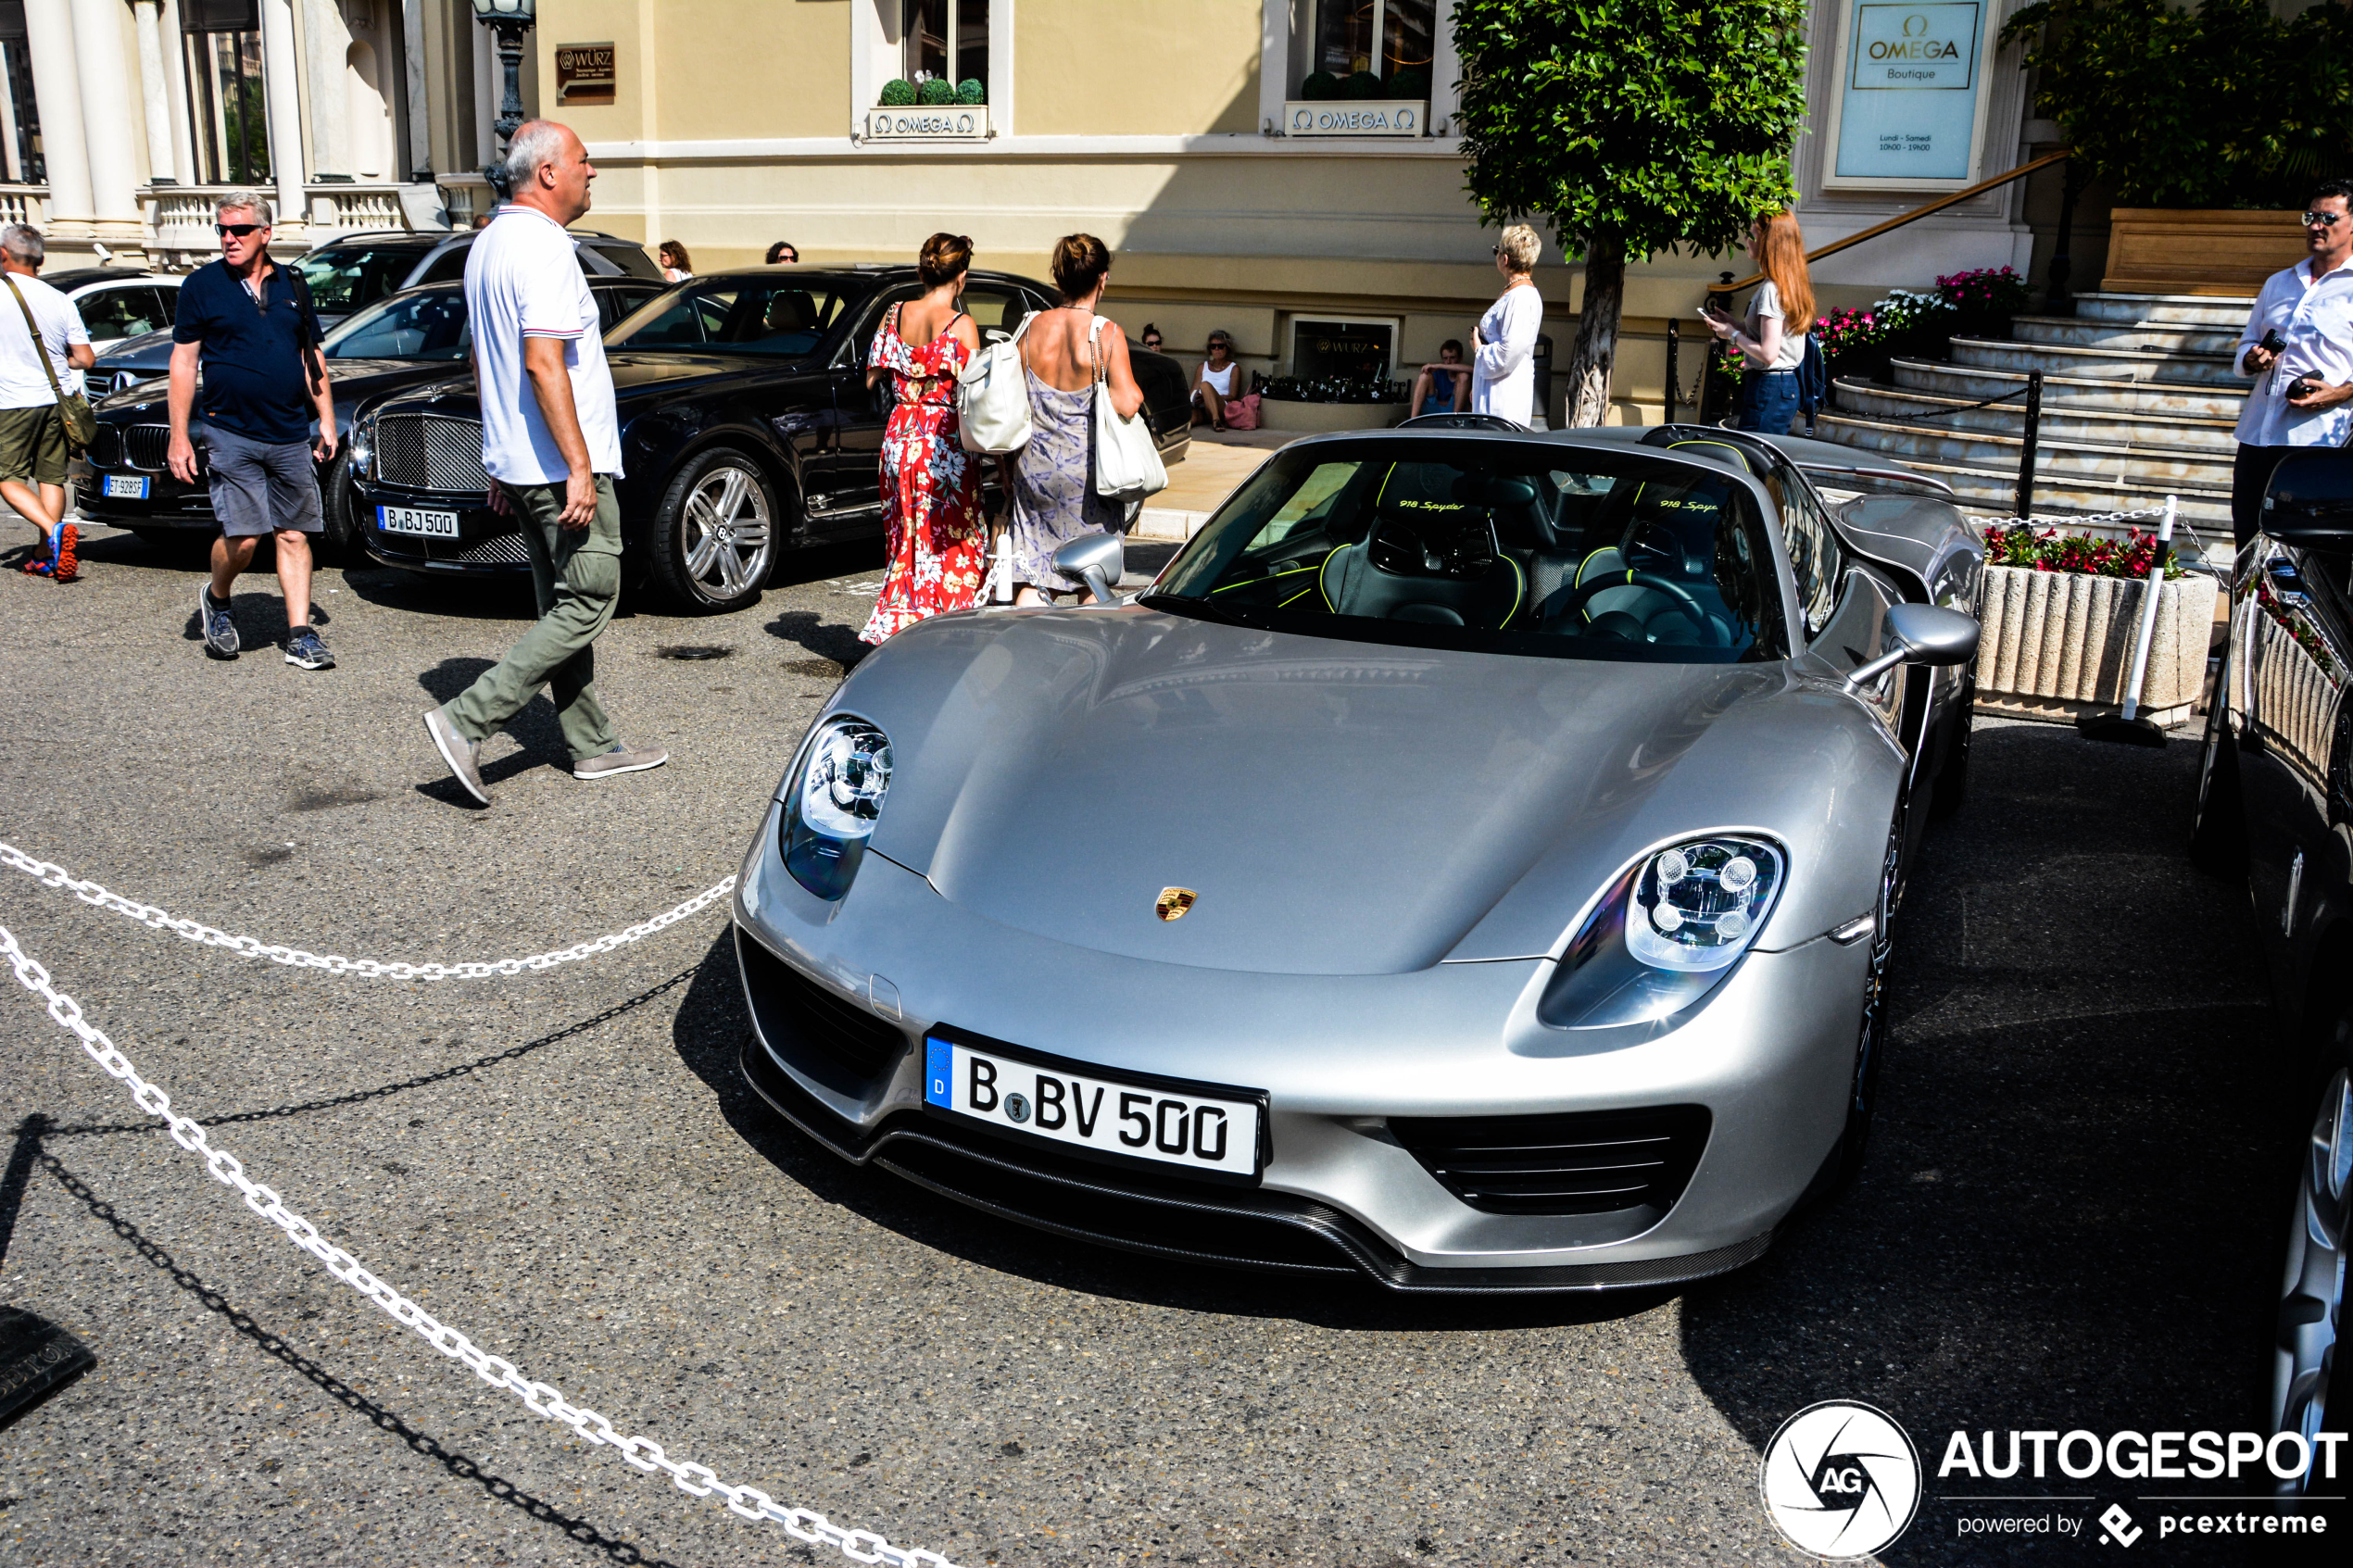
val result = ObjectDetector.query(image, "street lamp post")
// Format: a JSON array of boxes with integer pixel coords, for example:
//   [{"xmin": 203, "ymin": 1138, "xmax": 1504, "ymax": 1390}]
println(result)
[{"xmin": 472, "ymin": 0, "xmax": 537, "ymax": 200}]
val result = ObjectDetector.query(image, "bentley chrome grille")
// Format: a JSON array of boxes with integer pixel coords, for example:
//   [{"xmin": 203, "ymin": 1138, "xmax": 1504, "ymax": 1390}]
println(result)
[{"xmin": 375, "ymin": 413, "xmax": 489, "ymax": 493}]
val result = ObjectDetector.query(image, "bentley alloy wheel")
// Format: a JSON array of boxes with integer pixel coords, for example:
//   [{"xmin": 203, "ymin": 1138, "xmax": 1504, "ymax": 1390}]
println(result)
[
  {"xmin": 654, "ymin": 447, "xmax": 779, "ymax": 613},
  {"xmin": 2271, "ymin": 1067, "xmax": 2347, "ymax": 1495}
]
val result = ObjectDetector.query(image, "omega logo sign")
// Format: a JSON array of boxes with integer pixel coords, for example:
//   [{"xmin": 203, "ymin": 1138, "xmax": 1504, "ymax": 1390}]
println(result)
[
  {"xmin": 864, "ymin": 107, "xmax": 988, "ymax": 141},
  {"xmin": 1849, "ymin": 2, "xmax": 1980, "ymax": 91},
  {"xmin": 1868, "ymin": 13, "xmax": 1962, "ymax": 62},
  {"xmin": 1286, "ymin": 102, "xmax": 1420, "ymax": 137}
]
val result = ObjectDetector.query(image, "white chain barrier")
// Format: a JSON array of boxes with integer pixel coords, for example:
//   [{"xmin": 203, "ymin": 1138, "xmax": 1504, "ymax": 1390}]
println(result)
[
  {"xmin": 0, "ymin": 840, "xmax": 735, "ymax": 981},
  {"xmin": 0, "ymin": 920, "xmax": 963, "ymax": 1568},
  {"xmin": 1963, "ymin": 501, "xmax": 2171, "ymax": 532}
]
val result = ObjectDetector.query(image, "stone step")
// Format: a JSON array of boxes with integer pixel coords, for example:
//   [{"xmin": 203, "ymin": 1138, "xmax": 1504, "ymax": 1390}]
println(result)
[
  {"xmin": 1952, "ymin": 335, "xmax": 2243, "ymax": 384},
  {"xmin": 1886, "ymin": 359, "xmax": 2247, "ymax": 420},
  {"xmin": 2011, "ymin": 315, "xmax": 2242, "ymax": 357},
  {"xmin": 1832, "ymin": 379, "xmax": 2239, "ymax": 455},
  {"xmin": 2069, "ymin": 292, "xmax": 2256, "ymax": 329},
  {"xmin": 1814, "ymin": 412, "xmax": 2235, "ymax": 491}
]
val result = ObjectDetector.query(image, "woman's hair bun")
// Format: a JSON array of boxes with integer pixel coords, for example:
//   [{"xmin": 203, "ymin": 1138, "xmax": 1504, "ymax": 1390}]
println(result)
[
  {"xmin": 919, "ymin": 232, "xmax": 974, "ymax": 286},
  {"xmin": 1050, "ymin": 232, "xmax": 1112, "ymax": 300}
]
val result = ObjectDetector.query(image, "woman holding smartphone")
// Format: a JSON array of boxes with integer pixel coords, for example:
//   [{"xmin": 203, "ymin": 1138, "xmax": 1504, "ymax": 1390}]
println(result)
[{"xmin": 1703, "ymin": 210, "xmax": 1814, "ymax": 433}]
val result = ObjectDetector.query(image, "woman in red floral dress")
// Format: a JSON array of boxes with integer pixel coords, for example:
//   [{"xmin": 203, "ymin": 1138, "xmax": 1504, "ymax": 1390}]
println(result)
[{"xmin": 860, "ymin": 233, "xmax": 988, "ymax": 645}]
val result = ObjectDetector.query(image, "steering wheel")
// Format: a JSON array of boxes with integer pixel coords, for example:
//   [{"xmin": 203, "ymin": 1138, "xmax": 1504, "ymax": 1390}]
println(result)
[
  {"xmin": 1555, "ymin": 570, "xmax": 1718, "ymax": 638},
  {"xmin": 1620, "ymin": 516, "xmax": 1687, "ymax": 575}
]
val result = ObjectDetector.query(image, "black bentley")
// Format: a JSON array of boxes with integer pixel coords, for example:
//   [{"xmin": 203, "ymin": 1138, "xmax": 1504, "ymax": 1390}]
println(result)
[
  {"xmin": 346, "ymin": 267, "xmax": 1196, "ymax": 611},
  {"xmin": 75, "ymin": 276, "xmax": 664, "ymax": 558}
]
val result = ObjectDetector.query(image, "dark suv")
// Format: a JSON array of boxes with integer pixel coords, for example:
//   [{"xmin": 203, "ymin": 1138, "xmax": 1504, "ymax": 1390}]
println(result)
[
  {"xmin": 86, "ymin": 228, "xmax": 666, "ymax": 395},
  {"xmin": 293, "ymin": 228, "xmax": 662, "ymax": 325}
]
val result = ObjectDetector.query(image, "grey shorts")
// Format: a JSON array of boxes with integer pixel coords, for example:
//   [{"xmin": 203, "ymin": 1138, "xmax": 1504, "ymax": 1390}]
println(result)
[{"xmin": 203, "ymin": 426, "xmax": 323, "ymax": 538}]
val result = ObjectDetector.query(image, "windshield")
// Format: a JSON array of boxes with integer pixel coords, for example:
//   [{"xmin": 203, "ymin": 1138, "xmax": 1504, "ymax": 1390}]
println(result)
[
  {"xmin": 1145, "ymin": 443, "xmax": 1787, "ymax": 663},
  {"xmin": 608, "ymin": 277, "xmax": 866, "ymax": 356},
  {"xmin": 321, "ymin": 286, "xmax": 469, "ymax": 361},
  {"xmin": 292, "ymin": 245, "xmax": 426, "ymax": 315}
]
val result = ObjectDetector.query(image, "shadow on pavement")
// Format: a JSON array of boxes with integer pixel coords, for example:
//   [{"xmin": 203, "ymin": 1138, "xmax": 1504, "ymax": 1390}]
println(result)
[
  {"xmin": 31, "ymin": 1148, "xmax": 687, "ymax": 1568},
  {"xmin": 666, "ymin": 928, "xmax": 1667, "ymax": 1334},
  {"xmin": 413, "ymin": 657, "xmax": 573, "ymax": 793},
  {"xmin": 1680, "ymin": 720, "xmax": 2298, "ymax": 1565}
]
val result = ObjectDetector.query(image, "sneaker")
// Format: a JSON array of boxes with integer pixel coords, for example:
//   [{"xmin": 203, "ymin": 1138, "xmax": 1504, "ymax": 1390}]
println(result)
[
  {"xmin": 284, "ymin": 627, "xmax": 335, "ymax": 671},
  {"xmin": 422, "ymin": 707, "xmax": 490, "ymax": 805},
  {"xmin": 50, "ymin": 522, "xmax": 76, "ymax": 583},
  {"xmin": 573, "ymin": 744, "xmax": 670, "ymax": 782},
  {"xmin": 19, "ymin": 553, "xmax": 51, "ymax": 576},
  {"xmin": 197, "ymin": 583, "xmax": 239, "ymax": 659}
]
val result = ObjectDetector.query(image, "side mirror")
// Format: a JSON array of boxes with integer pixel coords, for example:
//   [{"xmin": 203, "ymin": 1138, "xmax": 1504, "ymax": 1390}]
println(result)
[
  {"xmin": 2263, "ymin": 450, "xmax": 2353, "ymax": 546},
  {"xmin": 1051, "ymin": 532, "xmax": 1125, "ymax": 607},
  {"xmin": 1844, "ymin": 603, "xmax": 1981, "ymax": 688}
]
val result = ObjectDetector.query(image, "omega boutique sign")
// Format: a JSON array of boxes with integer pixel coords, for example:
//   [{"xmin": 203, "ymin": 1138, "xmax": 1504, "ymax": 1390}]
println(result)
[{"xmin": 1824, "ymin": 2, "xmax": 1995, "ymax": 188}]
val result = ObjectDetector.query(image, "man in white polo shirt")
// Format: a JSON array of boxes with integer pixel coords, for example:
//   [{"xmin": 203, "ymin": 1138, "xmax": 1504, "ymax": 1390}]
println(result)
[{"xmin": 422, "ymin": 119, "xmax": 665, "ymax": 805}]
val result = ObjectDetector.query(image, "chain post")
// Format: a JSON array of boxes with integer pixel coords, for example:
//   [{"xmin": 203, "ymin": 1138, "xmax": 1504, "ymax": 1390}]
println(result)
[{"xmin": 2012, "ymin": 370, "xmax": 2044, "ymax": 520}]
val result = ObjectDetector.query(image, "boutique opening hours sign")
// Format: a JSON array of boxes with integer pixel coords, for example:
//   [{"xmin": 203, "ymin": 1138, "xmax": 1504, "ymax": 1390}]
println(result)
[{"xmin": 1830, "ymin": 3, "xmax": 1990, "ymax": 185}]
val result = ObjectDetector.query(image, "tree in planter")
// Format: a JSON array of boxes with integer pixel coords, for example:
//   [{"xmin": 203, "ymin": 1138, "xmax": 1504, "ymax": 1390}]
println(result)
[{"xmin": 1451, "ymin": 0, "xmax": 1808, "ymax": 426}]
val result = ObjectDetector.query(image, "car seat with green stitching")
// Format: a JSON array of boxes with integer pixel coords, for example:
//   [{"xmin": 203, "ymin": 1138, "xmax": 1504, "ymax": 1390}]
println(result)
[
  {"xmin": 1546, "ymin": 444, "xmax": 1744, "ymax": 644},
  {"xmin": 1315, "ymin": 462, "xmax": 1527, "ymax": 628}
]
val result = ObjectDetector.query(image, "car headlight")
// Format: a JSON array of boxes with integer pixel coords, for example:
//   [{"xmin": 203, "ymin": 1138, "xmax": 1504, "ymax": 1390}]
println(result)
[
  {"xmin": 1538, "ymin": 835, "xmax": 1786, "ymax": 1029},
  {"xmin": 777, "ymin": 716, "xmax": 893, "ymax": 899},
  {"xmin": 348, "ymin": 414, "xmax": 373, "ymax": 480}
]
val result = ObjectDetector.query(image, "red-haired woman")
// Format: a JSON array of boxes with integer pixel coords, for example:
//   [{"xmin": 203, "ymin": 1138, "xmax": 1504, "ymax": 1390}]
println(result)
[
  {"xmin": 860, "ymin": 232, "xmax": 988, "ymax": 643},
  {"xmin": 1703, "ymin": 210, "xmax": 1815, "ymax": 434}
]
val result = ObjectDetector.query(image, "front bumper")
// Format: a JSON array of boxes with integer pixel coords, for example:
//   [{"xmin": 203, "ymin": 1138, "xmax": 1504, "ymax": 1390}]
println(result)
[
  {"xmin": 731, "ymin": 800, "xmax": 1872, "ymax": 1292},
  {"xmin": 350, "ymin": 477, "xmax": 531, "ymax": 575}
]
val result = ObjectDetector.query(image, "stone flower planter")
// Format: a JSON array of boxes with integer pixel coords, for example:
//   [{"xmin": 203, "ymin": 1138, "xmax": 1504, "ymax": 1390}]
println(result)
[
  {"xmin": 1257, "ymin": 398, "xmax": 1407, "ymax": 433},
  {"xmin": 1974, "ymin": 564, "xmax": 2219, "ymax": 729}
]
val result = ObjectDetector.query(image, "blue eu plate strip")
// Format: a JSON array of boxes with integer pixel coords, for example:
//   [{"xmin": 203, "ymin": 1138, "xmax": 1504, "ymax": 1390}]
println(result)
[{"xmin": 924, "ymin": 1036, "xmax": 952, "ymax": 1108}]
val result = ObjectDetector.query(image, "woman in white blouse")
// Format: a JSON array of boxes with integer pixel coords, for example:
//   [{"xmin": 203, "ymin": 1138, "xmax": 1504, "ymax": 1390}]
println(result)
[
  {"xmin": 1472, "ymin": 224, "xmax": 1543, "ymax": 425},
  {"xmin": 1191, "ymin": 330, "xmax": 1241, "ymax": 430}
]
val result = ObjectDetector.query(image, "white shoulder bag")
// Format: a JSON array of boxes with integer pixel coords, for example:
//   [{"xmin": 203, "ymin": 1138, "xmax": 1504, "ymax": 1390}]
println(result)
[
  {"xmin": 954, "ymin": 310, "xmax": 1036, "ymax": 454},
  {"xmin": 1088, "ymin": 316, "xmax": 1167, "ymax": 504}
]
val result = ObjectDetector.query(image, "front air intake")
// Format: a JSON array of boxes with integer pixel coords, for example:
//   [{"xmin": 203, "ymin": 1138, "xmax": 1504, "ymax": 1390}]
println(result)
[{"xmin": 1388, "ymin": 1105, "xmax": 1711, "ymax": 1219}]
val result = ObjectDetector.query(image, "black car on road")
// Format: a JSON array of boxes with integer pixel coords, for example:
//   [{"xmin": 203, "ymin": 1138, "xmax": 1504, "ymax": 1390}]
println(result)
[
  {"xmin": 75, "ymin": 276, "xmax": 665, "ymax": 558},
  {"xmin": 347, "ymin": 266, "xmax": 1195, "ymax": 611},
  {"xmin": 85, "ymin": 228, "xmax": 664, "ymax": 396},
  {"xmin": 2191, "ymin": 449, "xmax": 2353, "ymax": 1498}
]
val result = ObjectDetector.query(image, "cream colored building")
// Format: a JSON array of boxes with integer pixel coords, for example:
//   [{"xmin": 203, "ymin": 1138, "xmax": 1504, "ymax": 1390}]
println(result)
[{"xmin": 0, "ymin": 2, "xmax": 2065, "ymax": 423}]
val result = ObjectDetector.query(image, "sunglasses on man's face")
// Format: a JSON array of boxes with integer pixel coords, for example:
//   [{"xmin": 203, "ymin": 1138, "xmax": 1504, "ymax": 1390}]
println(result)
[
  {"xmin": 215, "ymin": 223, "xmax": 267, "ymax": 237},
  {"xmin": 2307, "ymin": 211, "xmax": 2347, "ymax": 229}
]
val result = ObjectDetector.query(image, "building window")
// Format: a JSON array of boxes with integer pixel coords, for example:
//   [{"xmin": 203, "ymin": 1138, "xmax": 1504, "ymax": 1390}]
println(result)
[
  {"xmin": 183, "ymin": 1, "xmax": 270, "ymax": 186},
  {"xmin": 1313, "ymin": 0, "xmax": 1433, "ymax": 94},
  {"xmin": 905, "ymin": 0, "xmax": 988, "ymax": 94},
  {"xmin": 0, "ymin": 0, "xmax": 42, "ymax": 184}
]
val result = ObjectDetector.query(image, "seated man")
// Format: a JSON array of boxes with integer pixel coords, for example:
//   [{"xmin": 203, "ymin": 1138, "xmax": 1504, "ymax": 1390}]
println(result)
[{"xmin": 1410, "ymin": 340, "xmax": 1471, "ymax": 418}]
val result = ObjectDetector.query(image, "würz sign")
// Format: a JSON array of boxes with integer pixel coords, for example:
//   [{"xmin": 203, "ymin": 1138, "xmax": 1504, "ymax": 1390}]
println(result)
[{"xmin": 554, "ymin": 43, "xmax": 615, "ymax": 107}]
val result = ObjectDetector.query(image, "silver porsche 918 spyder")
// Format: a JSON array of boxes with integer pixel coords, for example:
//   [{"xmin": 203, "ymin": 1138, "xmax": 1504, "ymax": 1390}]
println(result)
[{"xmin": 731, "ymin": 423, "xmax": 1982, "ymax": 1293}]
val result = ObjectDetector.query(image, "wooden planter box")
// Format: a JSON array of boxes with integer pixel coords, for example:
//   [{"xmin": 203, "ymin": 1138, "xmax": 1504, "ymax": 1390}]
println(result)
[
  {"xmin": 1257, "ymin": 398, "xmax": 1407, "ymax": 433},
  {"xmin": 1975, "ymin": 564, "xmax": 2219, "ymax": 729},
  {"xmin": 2103, "ymin": 208, "xmax": 2305, "ymax": 296}
]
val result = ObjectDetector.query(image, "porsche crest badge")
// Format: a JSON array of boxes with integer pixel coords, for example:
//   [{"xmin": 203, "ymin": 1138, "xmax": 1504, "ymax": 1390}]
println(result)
[{"xmin": 1154, "ymin": 887, "xmax": 1197, "ymax": 922}]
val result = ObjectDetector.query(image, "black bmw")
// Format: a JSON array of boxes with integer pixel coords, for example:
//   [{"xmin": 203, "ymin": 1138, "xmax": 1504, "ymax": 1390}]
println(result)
[
  {"xmin": 346, "ymin": 267, "xmax": 1195, "ymax": 612},
  {"xmin": 75, "ymin": 275, "xmax": 665, "ymax": 558}
]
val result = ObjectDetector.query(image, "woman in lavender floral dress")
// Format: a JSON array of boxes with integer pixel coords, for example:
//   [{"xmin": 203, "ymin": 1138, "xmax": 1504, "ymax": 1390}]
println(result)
[{"xmin": 1005, "ymin": 233, "xmax": 1147, "ymax": 605}]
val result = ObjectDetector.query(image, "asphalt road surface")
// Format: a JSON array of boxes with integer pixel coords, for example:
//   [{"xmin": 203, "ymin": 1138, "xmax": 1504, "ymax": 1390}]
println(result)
[{"xmin": 0, "ymin": 524, "xmax": 2311, "ymax": 1566}]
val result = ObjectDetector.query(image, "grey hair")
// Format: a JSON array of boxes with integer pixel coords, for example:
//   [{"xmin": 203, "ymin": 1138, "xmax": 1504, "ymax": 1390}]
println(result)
[
  {"xmin": 215, "ymin": 190, "xmax": 272, "ymax": 226},
  {"xmin": 1, "ymin": 223, "xmax": 43, "ymax": 265},
  {"xmin": 501, "ymin": 120, "xmax": 573, "ymax": 192}
]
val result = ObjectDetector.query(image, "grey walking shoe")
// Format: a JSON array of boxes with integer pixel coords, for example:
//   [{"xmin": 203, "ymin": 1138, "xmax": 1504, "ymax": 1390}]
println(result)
[
  {"xmin": 422, "ymin": 707, "xmax": 490, "ymax": 805},
  {"xmin": 573, "ymin": 744, "xmax": 670, "ymax": 782},
  {"xmin": 197, "ymin": 583, "xmax": 239, "ymax": 659},
  {"xmin": 284, "ymin": 627, "xmax": 334, "ymax": 671}
]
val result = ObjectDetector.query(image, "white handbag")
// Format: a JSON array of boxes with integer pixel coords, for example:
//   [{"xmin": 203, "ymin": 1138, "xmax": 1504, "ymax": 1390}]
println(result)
[
  {"xmin": 954, "ymin": 310, "xmax": 1035, "ymax": 454},
  {"xmin": 1088, "ymin": 316, "xmax": 1167, "ymax": 503}
]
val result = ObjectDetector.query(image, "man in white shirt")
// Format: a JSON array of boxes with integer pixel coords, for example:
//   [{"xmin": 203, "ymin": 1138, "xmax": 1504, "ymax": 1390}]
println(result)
[
  {"xmin": 422, "ymin": 120, "xmax": 666, "ymax": 806},
  {"xmin": 0, "ymin": 225, "xmax": 94, "ymax": 582},
  {"xmin": 2232, "ymin": 182, "xmax": 2353, "ymax": 545}
]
